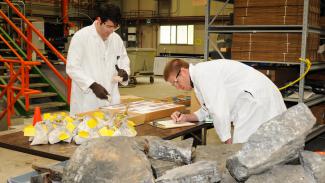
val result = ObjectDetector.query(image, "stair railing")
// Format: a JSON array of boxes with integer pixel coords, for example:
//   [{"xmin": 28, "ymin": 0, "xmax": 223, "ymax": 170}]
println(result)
[
  {"xmin": 0, "ymin": 34, "xmax": 41, "ymax": 126},
  {"xmin": 2, "ymin": 0, "xmax": 71, "ymax": 103}
]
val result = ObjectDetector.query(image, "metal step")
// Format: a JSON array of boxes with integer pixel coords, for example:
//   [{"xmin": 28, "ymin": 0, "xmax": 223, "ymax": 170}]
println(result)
[
  {"xmin": 0, "ymin": 65, "xmax": 21, "ymax": 69},
  {"xmin": 20, "ymin": 92, "xmax": 57, "ymax": 99},
  {"xmin": 0, "ymin": 49, "xmax": 11, "ymax": 52},
  {"xmin": 29, "ymin": 83, "xmax": 50, "ymax": 88},
  {"xmin": 0, "ymin": 74, "xmax": 41, "ymax": 79},
  {"xmin": 13, "ymin": 83, "xmax": 50, "ymax": 89},
  {"xmin": 30, "ymin": 102, "xmax": 67, "ymax": 110},
  {"xmin": 0, "ymin": 56, "xmax": 21, "ymax": 59}
]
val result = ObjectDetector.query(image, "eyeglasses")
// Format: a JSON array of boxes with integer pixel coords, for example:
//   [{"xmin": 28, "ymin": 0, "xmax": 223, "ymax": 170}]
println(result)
[
  {"xmin": 103, "ymin": 22, "xmax": 120, "ymax": 31},
  {"xmin": 171, "ymin": 69, "xmax": 181, "ymax": 86}
]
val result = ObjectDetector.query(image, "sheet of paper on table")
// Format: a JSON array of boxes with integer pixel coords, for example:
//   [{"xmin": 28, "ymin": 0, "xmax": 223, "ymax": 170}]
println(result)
[{"xmin": 150, "ymin": 120, "xmax": 195, "ymax": 129}]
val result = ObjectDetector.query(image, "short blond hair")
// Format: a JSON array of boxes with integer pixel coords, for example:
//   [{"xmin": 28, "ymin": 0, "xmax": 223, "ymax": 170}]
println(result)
[{"xmin": 163, "ymin": 59, "xmax": 189, "ymax": 81}]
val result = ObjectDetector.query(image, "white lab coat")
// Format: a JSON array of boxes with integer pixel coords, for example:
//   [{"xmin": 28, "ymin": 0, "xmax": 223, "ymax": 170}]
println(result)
[
  {"xmin": 66, "ymin": 21, "xmax": 130, "ymax": 115},
  {"xmin": 190, "ymin": 59, "xmax": 286, "ymax": 143}
]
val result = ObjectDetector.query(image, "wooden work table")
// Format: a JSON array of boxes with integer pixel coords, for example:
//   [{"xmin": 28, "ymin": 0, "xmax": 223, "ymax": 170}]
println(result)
[{"xmin": 0, "ymin": 122, "xmax": 213, "ymax": 161}]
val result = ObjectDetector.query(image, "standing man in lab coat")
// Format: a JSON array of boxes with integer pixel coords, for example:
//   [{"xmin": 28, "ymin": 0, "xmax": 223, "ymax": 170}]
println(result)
[
  {"xmin": 164, "ymin": 59, "xmax": 286, "ymax": 144},
  {"xmin": 66, "ymin": 3, "xmax": 130, "ymax": 115}
]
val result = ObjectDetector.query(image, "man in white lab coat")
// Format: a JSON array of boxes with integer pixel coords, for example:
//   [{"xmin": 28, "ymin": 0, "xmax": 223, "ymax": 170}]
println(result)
[
  {"xmin": 165, "ymin": 59, "xmax": 286, "ymax": 144},
  {"xmin": 66, "ymin": 3, "xmax": 130, "ymax": 115}
]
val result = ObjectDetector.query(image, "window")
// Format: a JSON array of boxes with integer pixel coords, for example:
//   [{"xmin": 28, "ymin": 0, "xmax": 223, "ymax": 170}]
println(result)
[{"xmin": 159, "ymin": 25, "xmax": 194, "ymax": 45}]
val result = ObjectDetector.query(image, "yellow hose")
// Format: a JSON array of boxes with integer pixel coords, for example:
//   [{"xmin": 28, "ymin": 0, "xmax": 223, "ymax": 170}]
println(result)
[{"xmin": 278, "ymin": 58, "xmax": 312, "ymax": 91}]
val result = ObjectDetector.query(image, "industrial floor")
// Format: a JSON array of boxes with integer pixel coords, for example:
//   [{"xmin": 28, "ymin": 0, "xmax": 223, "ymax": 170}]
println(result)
[{"xmin": 0, "ymin": 76, "xmax": 221, "ymax": 181}]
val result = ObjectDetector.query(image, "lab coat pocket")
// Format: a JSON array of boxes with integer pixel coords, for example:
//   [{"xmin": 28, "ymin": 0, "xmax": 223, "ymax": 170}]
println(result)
[{"xmin": 233, "ymin": 91, "xmax": 257, "ymax": 125}]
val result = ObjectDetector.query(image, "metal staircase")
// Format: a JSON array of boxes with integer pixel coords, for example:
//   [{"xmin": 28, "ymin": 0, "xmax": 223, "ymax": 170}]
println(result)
[
  {"xmin": 0, "ymin": 26, "xmax": 68, "ymax": 115},
  {"xmin": 0, "ymin": 0, "xmax": 70, "ymax": 119}
]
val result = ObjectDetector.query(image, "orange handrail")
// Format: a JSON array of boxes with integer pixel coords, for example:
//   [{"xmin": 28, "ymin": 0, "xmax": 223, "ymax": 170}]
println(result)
[
  {"xmin": 0, "ymin": 34, "xmax": 27, "ymax": 83},
  {"xmin": 0, "ymin": 59, "xmax": 40, "ymax": 65},
  {"xmin": 3, "ymin": 0, "xmax": 72, "ymax": 104},
  {"xmin": 0, "ymin": 10, "xmax": 68, "ymax": 86},
  {"xmin": 0, "ymin": 34, "xmax": 25, "ymax": 62},
  {"xmin": 0, "ymin": 33, "xmax": 42, "ymax": 123},
  {"xmin": 1, "ymin": 1, "xmax": 72, "ymax": 120},
  {"xmin": 4, "ymin": 0, "xmax": 67, "ymax": 63},
  {"xmin": 0, "ymin": 57, "xmax": 41, "ymax": 125},
  {"xmin": 0, "ymin": 61, "xmax": 41, "ymax": 99}
]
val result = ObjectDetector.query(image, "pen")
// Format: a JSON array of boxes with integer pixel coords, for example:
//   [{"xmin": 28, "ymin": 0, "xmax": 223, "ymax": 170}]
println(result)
[{"xmin": 176, "ymin": 112, "xmax": 182, "ymax": 123}]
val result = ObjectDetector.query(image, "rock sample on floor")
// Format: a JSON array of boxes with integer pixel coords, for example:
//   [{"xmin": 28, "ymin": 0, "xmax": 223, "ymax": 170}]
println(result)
[
  {"xmin": 62, "ymin": 136, "xmax": 155, "ymax": 183},
  {"xmin": 245, "ymin": 165, "xmax": 314, "ymax": 183},
  {"xmin": 148, "ymin": 138, "xmax": 193, "ymax": 164},
  {"xmin": 226, "ymin": 103, "xmax": 316, "ymax": 182},
  {"xmin": 155, "ymin": 161, "xmax": 221, "ymax": 183},
  {"xmin": 150, "ymin": 158, "xmax": 182, "ymax": 178},
  {"xmin": 300, "ymin": 150, "xmax": 325, "ymax": 183}
]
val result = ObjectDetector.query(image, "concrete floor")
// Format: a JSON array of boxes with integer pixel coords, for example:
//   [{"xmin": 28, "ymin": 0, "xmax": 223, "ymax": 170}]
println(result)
[{"xmin": 0, "ymin": 76, "xmax": 221, "ymax": 181}]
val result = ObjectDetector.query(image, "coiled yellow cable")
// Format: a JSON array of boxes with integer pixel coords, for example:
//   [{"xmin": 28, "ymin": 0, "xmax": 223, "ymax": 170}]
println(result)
[{"xmin": 278, "ymin": 58, "xmax": 312, "ymax": 91}]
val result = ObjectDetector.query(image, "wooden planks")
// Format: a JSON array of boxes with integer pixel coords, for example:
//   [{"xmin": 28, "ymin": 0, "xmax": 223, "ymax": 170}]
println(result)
[
  {"xmin": 232, "ymin": 0, "xmax": 321, "ymax": 63},
  {"xmin": 233, "ymin": 0, "xmax": 320, "ymax": 27},
  {"xmin": 231, "ymin": 33, "xmax": 320, "ymax": 62}
]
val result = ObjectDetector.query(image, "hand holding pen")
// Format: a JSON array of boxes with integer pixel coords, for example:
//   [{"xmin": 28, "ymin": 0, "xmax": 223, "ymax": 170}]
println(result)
[{"xmin": 171, "ymin": 111, "xmax": 186, "ymax": 123}]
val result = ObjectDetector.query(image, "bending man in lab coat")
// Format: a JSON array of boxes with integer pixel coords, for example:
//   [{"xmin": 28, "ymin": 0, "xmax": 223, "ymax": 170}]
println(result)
[
  {"xmin": 67, "ymin": 3, "xmax": 130, "ymax": 115},
  {"xmin": 165, "ymin": 59, "xmax": 286, "ymax": 144}
]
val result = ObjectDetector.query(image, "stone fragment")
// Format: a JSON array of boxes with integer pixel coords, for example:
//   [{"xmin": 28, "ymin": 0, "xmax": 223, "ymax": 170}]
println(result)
[
  {"xmin": 150, "ymin": 158, "xmax": 182, "ymax": 178},
  {"xmin": 300, "ymin": 150, "xmax": 325, "ymax": 183},
  {"xmin": 62, "ymin": 136, "xmax": 154, "ymax": 183},
  {"xmin": 246, "ymin": 165, "xmax": 314, "ymax": 183},
  {"xmin": 226, "ymin": 103, "xmax": 316, "ymax": 181},
  {"xmin": 148, "ymin": 138, "xmax": 193, "ymax": 164},
  {"xmin": 156, "ymin": 161, "xmax": 221, "ymax": 183}
]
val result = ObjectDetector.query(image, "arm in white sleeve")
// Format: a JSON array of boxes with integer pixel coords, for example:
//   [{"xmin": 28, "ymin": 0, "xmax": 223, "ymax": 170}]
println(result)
[
  {"xmin": 116, "ymin": 37, "xmax": 130, "ymax": 75},
  {"xmin": 194, "ymin": 107, "xmax": 209, "ymax": 121},
  {"xmin": 115, "ymin": 36, "xmax": 130, "ymax": 86},
  {"xmin": 66, "ymin": 34, "xmax": 94, "ymax": 91},
  {"xmin": 198, "ymin": 75, "xmax": 231, "ymax": 142}
]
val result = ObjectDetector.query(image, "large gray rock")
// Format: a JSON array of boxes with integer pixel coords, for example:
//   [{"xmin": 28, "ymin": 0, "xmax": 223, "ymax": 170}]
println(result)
[
  {"xmin": 226, "ymin": 103, "xmax": 316, "ymax": 182},
  {"xmin": 246, "ymin": 165, "xmax": 314, "ymax": 183},
  {"xmin": 150, "ymin": 158, "xmax": 182, "ymax": 178},
  {"xmin": 155, "ymin": 161, "xmax": 221, "ymax": 183},
  {"xmin": 148, "ymin": 138, "xmax": 193, "ymax": 164},
  {"xmin": 62, "ymin": 136, "xmax": 154, "ymax": 183},
  {"xmin": 300, "ymin": 150, "xmax": 325, "ymax": 183}
]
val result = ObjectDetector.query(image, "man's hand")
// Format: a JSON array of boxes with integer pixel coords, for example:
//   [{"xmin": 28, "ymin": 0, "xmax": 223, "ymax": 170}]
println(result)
[
  {"xmin": 115, "ymin": 65, "xmax": 128, "ymax": 81},
  {"xmin": 89, "ymin": 82, "xmax": 109, "ymax": 99},
  {"xmin": 225, "ymin": 138, "xmax": 232, "ymax": 144},
  {"xmin": 171, "ymin": 111, "xmax": 187, "ymax": 123}
]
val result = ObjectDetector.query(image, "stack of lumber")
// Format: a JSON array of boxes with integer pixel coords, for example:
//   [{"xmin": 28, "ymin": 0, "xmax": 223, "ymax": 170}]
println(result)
[
  {"xmin": 233, "ymin": 0, "xmax": 320, "ymax": 26},
  {"xmin": 231, "ymin": 0, "xmax": 321, "ymax": 63},
  {"xmin": 232, "ymin": 33, "xmax": 320, "ymax": 62}
]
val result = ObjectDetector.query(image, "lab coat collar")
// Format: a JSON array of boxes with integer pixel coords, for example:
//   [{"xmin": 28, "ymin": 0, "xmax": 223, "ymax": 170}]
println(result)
[
  {"xmin": 189, "ymin": 64, "xmax": 196, "ymax": 88},
  {"xmin": 90, "ymin": 20, "xmax": 114, "ymax": 42},
  {"xmin": 89, "ymin": 21, "xmax": 99, "ymax": 38}
]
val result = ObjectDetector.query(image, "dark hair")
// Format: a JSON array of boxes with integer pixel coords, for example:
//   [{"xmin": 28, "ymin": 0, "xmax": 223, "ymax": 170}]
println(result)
[
  {"xmin": 163, "ymin": 59, "xmax": 189, "ymax": 81},
  {"xmin": 95, "ymin": 3, "xmax": 121, "ymax": 25}
]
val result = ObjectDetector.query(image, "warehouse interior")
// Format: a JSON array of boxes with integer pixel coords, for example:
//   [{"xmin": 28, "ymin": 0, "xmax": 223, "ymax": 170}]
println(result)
[{"xmin": 0, "ymin": 0, "xmax": 325, "ymax": 182}]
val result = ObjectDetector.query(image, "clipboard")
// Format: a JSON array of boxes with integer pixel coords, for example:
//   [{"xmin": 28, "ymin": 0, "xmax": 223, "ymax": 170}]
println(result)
[{"xmin": 149, "ymin": 120, "xmax": 195, "ymax": 129}]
